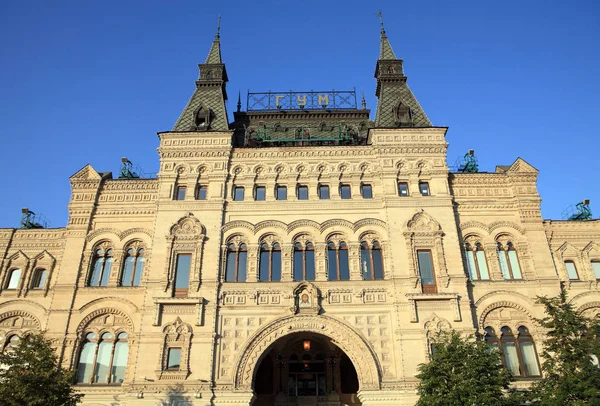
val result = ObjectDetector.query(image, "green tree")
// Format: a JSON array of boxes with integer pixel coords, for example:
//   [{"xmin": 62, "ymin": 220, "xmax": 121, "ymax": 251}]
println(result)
[
  {"xmin": 0, "ymin": 331, "xmax": 83, "ymax": 406},
  {"xmin": 415, "ymin": 330, "xmax": 517, "ymax": 406},
  {"xmin": 528, "ymin": 291, "xmax": 600, "ymax": 405}
]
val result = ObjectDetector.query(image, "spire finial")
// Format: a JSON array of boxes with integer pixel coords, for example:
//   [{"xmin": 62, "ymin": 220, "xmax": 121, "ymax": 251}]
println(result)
[
  {"xmin": 377, "ymin": 10, "xmax": 385, "ymax": 33},
  {"xmin": 237, "ymin": 91, "xmax": 242, "ymax": 112},
  {"xmin": 216, "ymin": 14, "xmax": 221, "ymax": 38},
  {"xmin": 361, "ymin": 90, "xmax": 366, "ymax": 109}
]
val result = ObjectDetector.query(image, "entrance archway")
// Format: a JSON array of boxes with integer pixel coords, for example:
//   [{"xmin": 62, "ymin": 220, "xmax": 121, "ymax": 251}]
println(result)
[
  {"xmin": 233, "ymin": 314, "xmax": 381, "ymax": 403},
  {"xmin": 253, "ymin": 333, "xmax": 361, "ymax": 405}
]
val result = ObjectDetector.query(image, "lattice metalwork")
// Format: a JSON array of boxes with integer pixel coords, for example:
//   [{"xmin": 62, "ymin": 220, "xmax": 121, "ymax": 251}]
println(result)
[{"xmin": 247, "ymin": 90, "xmax": 357, "ymax": 111}]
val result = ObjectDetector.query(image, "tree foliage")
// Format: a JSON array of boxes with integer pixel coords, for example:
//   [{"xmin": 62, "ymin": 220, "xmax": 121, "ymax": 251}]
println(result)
[
  {"xmin": 415, "ymin": 330, "xmax": 517, "ymax": 406},
  {"xmin": 0, "ymin": 331, "xmax": 83, "ymax": 406},
  {"xmin": 528, "ymin": 291, "xmax": 600, "ymax": 405}
]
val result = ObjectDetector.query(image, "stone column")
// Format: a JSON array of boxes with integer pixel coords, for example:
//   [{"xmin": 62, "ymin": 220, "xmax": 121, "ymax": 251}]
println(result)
[
  {"xmin": 246, "ymin": 244, "xmax": 259, "ymax": 282},
  {"xmin": 281, "ymin": 243, "xmax": 293, "ymax": 282},
  {"xmin": 314, "ymin": 242, "xmax": 328, "ymax": 281},
  {"xmin": 349, "ymin": 243, "xmax": 362, "ymax": 281}
]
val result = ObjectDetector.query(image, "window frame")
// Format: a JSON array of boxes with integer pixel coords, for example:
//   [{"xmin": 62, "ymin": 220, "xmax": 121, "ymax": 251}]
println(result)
[
  {"xmin": 339, "ymin": 184, "xmax": 352, "ymax": 199},
  {"xmin": 318, "ymin": 184, "xmax": 330, "ymax": 200},
  {"xmin": 225, "ymin": 243, "xmax": 248, "ymax": 282},
  {"xmin": 592, "ymin": 260, "xmax": 600, "ymax": 280},
  {"xmin": 419, "ymin": 182, "xmax": 430, "ymax": 196},
  {"xmin": 486, "ymin": 326, "xmax": 541, "ymax": 378},
  {"xmin": 120, "ymin": 247, "xmax": 145, "ymax": 287},
  {"xmin": 297, "ymin": 185, "xmax": 309, "ymax": 200},
  {"xmin": 360, "ymin": 184, "xmax": 373, "ymax": 199},
  {"xmin": 5, "ymin": 268, "xmax": 22, "ymax": 290},
  {"xmin": 233, "ymin": 186, "xmax": 245, "ymax": 201},
  {"xmin": 175, "ymin": 185, "xmax": 186, "ymax": 201},
  {"xmin": 417, "ymin": 249, "xmax": 437, "ymax": 293},
  {"xmin": 327, "ymin": 241, "xmax": 350, "ymax": 281},
  {"xmin": 398, "ymin": 182, "xmax": 409, "ymax": 197},
  {"xmin": 254, "ymin": 185, "xmax": 266, "ymax": 201},
  {"xmin": 173, "ymin": 253, "xmax": 192, "ymax": 297},
  {"xmin": 88, "ymin": 248, "xmax": 113, "ymax": 287},
  {"xmin": 465, "ymin": 242, "xmax": 490, "ymax": 280},
  {"xmin": 76, "ymin": 331, "xmax": 129, "ymax": 384},
  {"xmin": 259, "ymin": 242, "xmax": 282, "ymax": 282},
  {"xmin": 195, "ymin": 185, "xmax": 208, "ymax": 200},
  {"xmin": 360, "ymin": 241, "xmax": 384, "ymax": 280},
  {"xmin": 31, "ymin": 268, "xmax": 48, "ymax": 289},
  {"xmin": 564, "ymin": 260, "xmax": 579, "ymax": 280},
  {"xmin": 276, "ymin": 185, "xmax": 287, "ymax": 201},
  {"xmin": 293, "ymin": 242, "xmax": 315, "ymax": 281},
  {"xmin": 166, "ymin": 347, "xmax": 182, "ymax": 371},
  {"xmin": 497, "ymin": 242, "xmax": 523, "ymax": 280}
]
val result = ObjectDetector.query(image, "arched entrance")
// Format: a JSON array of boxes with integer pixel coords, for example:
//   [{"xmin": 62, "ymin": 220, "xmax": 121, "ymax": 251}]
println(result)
[
  {"xmin": 232, "ymin": 314, "xmax": 381, "ymax": 406},
  {"xmin": 253, "ymin": 333, "xmax": 360, "ymax": 405}
]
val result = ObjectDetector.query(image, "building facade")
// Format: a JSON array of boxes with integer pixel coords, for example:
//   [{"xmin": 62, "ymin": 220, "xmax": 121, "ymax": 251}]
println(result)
[{"xmin": 0, "ymin": 26, "xmax": 599, "ymax": 406}]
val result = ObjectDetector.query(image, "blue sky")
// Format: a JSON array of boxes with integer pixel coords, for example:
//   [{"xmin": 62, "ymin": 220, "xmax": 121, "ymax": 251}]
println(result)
[{"xmin": 0, "ymin": 0, "xmax": 599, "ymax": 228}]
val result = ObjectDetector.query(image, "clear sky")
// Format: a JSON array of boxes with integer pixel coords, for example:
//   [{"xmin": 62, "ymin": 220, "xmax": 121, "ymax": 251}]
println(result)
[{"xmin": 1, "ymin": 0, "xmax": 599, "ymax": 228}]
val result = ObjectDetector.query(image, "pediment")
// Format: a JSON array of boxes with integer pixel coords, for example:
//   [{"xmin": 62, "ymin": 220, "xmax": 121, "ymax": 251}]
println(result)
[{"xmin": 507, "ymin": 158, "xmax": 538, "ymax": 174}]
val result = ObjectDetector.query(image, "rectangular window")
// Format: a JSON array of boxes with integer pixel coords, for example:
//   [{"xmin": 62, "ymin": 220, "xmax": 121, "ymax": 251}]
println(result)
[
  {"xmin": 196, "ymin": 185, "xmax": 207, "ymax": 200},
  {"xmin": 166, "ymin": 348, "xmax": 182, "ymax": 370},
  {"xmin": 398, "ymin": 182, "xmax": 409, "ymax": 196},
  {"xmin": 419, "ymin": 182, "xmax": 430, "ymax": 196},
  {"xmin": 593, "ymin": 261, "xmax": 600, "ymax": 280},
  {"xmin": 565, "ymin": 261, "xmax": 579, "ymax": 280},
  {"xmin": 175, "ymin": 186, "xmax": 186, "ymax": 200},
  {"xmin": 276, "ymin": 185, "xmax": 287, "ymax": 200},
  {"xmin": 340, "ymin": 184, "xmax": 351, "ymax": 199},
  {"xmin": 233, "ymin": 186, "xmax": 244, "ymax": 201},
  {"xmin": 254, "ymin": 186, "xmax": 266, "ymax": 201},
  {"xmin": 318, "ymin": 185, "xmax": 330, "ymax": 199},
  {"xmin": 417, "ymin": 250, "xmax": 437, "ymax": 293},
  {"xmin": 297, "ymin": 185, "xmax": 309, "ymax": 200},
  {"xmin": 174, "ymin": 254, "xmax": 191, "ymax": 297},
  {"xmin": 361, "ymin": 184, "xmax": 373, "ymax": 199}
]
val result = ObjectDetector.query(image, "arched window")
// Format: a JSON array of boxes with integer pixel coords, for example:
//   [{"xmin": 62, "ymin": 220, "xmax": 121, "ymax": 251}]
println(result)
[
  {"xmin": 486, "ymin": 326, "xmax": 540, "ymax": 377},
  {"xmin": 225, "ymin": 243, "xmax": 247, "ymax": 282},
  {"xmin": 31, "ymin": 268, "xmax": 48, "ymax": 289},
  {"xmin": 259, "ymin": 242, "xmax": 282, "ymax": 282},
  {"xmin": 293, "ymin": 242, "xmax": 315, "ymax": 281},
  {"xmin": 465, "ymin": 242, "xmax": 490, "ymax": 280},
  {"xmin": 497, "ymin": 242, "xmax": 522, "ymax": 280},
  {"xmin": 88, "ymin": 248, "xmax": 113, "ymax": 287},
  {"xmin": 360, "ymin": 241, "xmax": 384, "ymax": 280},
  {"xmin": 76, "ymin": 331, "xmax": 129, "ymax": 384},
  {"xmin": 5, "ymin": 269, "xmax": 22, "ymax": 289},
  {"xmin": 121, "ymin": 248, "xmax": 145, "ymax": 287},
  {"xmin": 564, "ymin": 260, "xmax": 579, "ymax": 280},
  {"xmin": 327, "ymin": 241, "xmax": 349, "ymax": 281},
  {"xmin": 3, "ymin": 334, "xmax": 20, "ymax": 352}
]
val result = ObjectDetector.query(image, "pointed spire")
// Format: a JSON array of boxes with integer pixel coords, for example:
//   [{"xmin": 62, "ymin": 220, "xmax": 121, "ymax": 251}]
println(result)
[
  {"xmin": 377, "ymin": 11, "xmax": 397, "ymax": 60},
  {"xmin": 205, "ymin": 15, "xmax": 222, "ymax": 64},
  {"xmin": 361, "ymin": 90, "xmax": 367, "ymax": 109},
  {"xmin": 237, "ymin": 91, "xmax": 242, "ymax": 112}
]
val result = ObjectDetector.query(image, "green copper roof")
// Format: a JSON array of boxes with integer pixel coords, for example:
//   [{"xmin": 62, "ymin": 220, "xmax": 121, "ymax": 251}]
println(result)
[
  {"xmin": 380, "ymin": 31, "xmax": 397, "ymax": 60},
  {"xmin": 205, "ymin": 35, "xmax": 222, "ymax": 64}
]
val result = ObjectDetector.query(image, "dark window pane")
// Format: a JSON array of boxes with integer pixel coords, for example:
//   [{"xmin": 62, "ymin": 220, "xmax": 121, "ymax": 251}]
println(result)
[
  {"xmin": 319, "ymin": 185, "xmax": 330, "ymax": 199},
  {"xmin": 175, "ymin": 254, "xmax": 191, "ymax": 289},
  {"xmin": 293, "ymin": 249, "xmax": 303, "ymax": 281},
  {"xmin": 327, "ymin": 246, "xmax": 337, "ymax": 280},
  {"xmin": 176, "ymin": 186, "xmax": 186, "ymax": 200},
  {"xmin": 32, "ymin": 269, "xmax": 47, "ymax": 289},
  {"xmin": 271, "ymin": 249, "xmax": 282, "ymax": 281},
  {"xmin": 277, "ymin": 185, "xmax": 287, "ymax": 200},
  {"xmin": 398, "ymin": 182, "xmax": 409, "ymax": 196},
  {"xmin": 196, "ymin": 186, "xmax": 207, "ymax": 200},
  {"xmin": 339, "ymin": 244, "xmax": 350, "ymax": 280},
  {"xmin": 417, "ymin": 251, "xmax": 435, "ymax": 285},
  {"xmin": 100, "ymin": 258, "xmax": 112, "ymax": 287},
  {"xmin": 133, "ymin": 256, "xmax": 144, "ymax": 286},
  {"xmin": 373, "ymin": 248, "xmax": 384, "ymax": 280},
  {"xmin": 122, "ymin": 256, "xmax": 134, "ymax": 286},
  {"xmin": 340, "ymin": 185, "xmax": 351, "ymax": 199},
  {"xmin": 90, "ymin": 258, "xmax": 103, "ymax": 286},
  {"xmin": 297, "ymin": 185, "xmax": 309, "ymax": 200},
  {"xmin": 237, "ymin": 250, "xmax": 247, "ymax": 282},
  {"xmin": 233, "ymin": 186, "xmax": 244, "ymax": 201},
  {"xmin": 305, "ymin": 249, "xmax": 315, "ymax": 281},
  {"xmin": 419, "ymin": 182, "xmax": 430, "ymax": 196},
  {"xmin": 226, "ymin": 251, "xmax": 237, "ymax": 281},
  {"xmin": 167, "ymin": 348, "xmax": 181, "ymax": 370},
  {"xmin": 361, "ymin": 248, "xmax": 372, "ymax": 280},
  {"xmin": 259, "ymin": 249, "xmax": 270, "ymax": 282},
  {"xmin": 255, "ymin": 186, "xmax": 266, "ymax": 201},
  {"xmin": 361, "ymin": 184, "xmax": 373, "ymax": 199}
]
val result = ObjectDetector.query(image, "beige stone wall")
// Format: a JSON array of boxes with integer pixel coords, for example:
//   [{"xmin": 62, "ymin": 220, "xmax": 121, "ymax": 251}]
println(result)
[{"xmin": 0, "ymin": 126, "xmax": 599, "ymax": 405}]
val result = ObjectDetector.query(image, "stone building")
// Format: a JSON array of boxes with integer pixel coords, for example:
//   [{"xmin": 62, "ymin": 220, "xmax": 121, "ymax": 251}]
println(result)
[{"xmin": 0, "ymin": 24, "xmax": 599, "ymax": 406}]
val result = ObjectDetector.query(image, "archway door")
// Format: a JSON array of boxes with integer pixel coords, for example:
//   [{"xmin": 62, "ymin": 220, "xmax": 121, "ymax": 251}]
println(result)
[{"xmin": 253, "ymin": 332, "xmax": 361, "ymax": 406}]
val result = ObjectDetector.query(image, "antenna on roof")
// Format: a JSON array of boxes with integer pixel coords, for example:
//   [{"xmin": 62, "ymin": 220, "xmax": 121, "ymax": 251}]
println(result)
[{"xmin": 561, "ymin": 200, "xmax": 592, "ymax": 221}]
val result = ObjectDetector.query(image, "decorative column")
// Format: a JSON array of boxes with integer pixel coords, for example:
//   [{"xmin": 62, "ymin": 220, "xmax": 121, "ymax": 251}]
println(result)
[
  {"xmin": 246, "ymin": 244, "xmax": 260, "ymax": 282},
  {"xmin": 485, "ymin": 242, "xmax": 503, "ymax": 280},
  {"xmin": 281, "ymin": 243, "xmax": 294, "ymax": 282},
  {"xmin": 314, "ymin": 242, "xmax": 328, "ymax": 281},
  {"xmin": 349, "ymin": 243, "xmax": 362, "ymax": 280}
]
